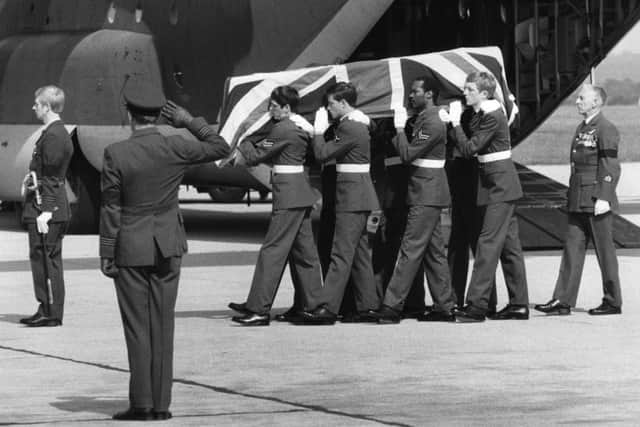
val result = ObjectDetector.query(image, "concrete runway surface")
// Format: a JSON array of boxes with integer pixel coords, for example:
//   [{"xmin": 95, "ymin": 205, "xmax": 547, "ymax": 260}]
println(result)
[{"xmin": 1, "ymin": 165, "xmax": 640, "ymax": 426}]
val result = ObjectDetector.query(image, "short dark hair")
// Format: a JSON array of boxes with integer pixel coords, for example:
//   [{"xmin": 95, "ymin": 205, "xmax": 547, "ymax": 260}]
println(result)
[
  {"xmin": 271, "ymin": 86, "xmax": 300, "ymax": 112},
  {"xmin": 129, "ymin": 110, "xmax": 159, "ymax": 125},
  {"xmin": 466, "ymin": 71, "xmax": 497, "ymax": 98},
  {"xmin": 326, "ymin": 82, "xmax": 357, "ymax": 106},
  {"xmin": 413, "ymin": 76, "xmax": 440, "ymax": 103}
]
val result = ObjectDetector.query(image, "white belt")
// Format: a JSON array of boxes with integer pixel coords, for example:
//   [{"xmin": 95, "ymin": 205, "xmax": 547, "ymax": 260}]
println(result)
[
  {"xmin": 336, "ymin": 163, "xmax": 370, "ymax": 173},
  {"xmin": 477, "ymin": 150, "xmax": 511, "ymax": 163},
  {"xmin": 273, "ymin": 165, "xmax": 304, "ymax": 174},
  {"xmin": 384, "ymin": 156, "xmax": 402, "ymax": 167},
  {"xmin": 411, "ymin": 158, "xmax": 445, "ymax": 168}
]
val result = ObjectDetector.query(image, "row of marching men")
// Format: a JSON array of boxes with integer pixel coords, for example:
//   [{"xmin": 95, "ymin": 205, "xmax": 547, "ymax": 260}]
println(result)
[{"xmin": 227, "ymin": 71, "xmax": 623, "ymax": 326}]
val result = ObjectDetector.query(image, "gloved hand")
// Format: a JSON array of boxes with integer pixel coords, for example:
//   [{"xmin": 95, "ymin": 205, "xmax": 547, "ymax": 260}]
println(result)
[
  {"xmin": 594, "ymin": 199, "xmax": 611, "ymax": 216},
  {"xmin": 100, "ymin": 257, "xmax": 119, "ymax": 279},
  {"xmin": 393, "ymin": 107, "xmax": 408, "ymax": 129},
  {"xmin": 313, "ymin": 107, "xmax": 330, "ymax": 136},
  {"xmin": 161, "ymin": 100, "xmax": 194, "ymax": 128},
  {"xmin": 438, "ymin": 108, "xmax": 451, "ymax": 123},
  {"xmin": 449, "ymin": 101, "xmax": 462, "ymax": 126},
  {"xmin": 289, "ymin": 113, "xmax": 314, "ymax": 136},
  {"xmin": 36, "ymin": 211, "xmax": 52, "ymax": 234},
  {"xmin": 348, "ymin": 109, "xmax": 371, "ymax": 126}
]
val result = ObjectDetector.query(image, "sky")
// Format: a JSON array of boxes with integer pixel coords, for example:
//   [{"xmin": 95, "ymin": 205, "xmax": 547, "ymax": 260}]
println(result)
[{"xmin": 610, "ymin": 20, "xmax": 640, "ymax": 54}]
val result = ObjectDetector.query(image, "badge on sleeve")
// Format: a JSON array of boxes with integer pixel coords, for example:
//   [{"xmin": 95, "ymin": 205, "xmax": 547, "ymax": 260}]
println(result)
[
  {"xmin": 604, "ymin": 175, "xmax": 612, "ymax": 182},
  {"xmin": 417, "ymin": 130, "xmax": 430, "ymax": 140}
]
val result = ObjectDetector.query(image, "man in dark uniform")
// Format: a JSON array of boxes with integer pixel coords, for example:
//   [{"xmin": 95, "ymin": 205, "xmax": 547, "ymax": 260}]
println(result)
[
  {"xmin": 535, "ymin": 85, "xmax": 622, "ymax": 316},
  {"xmin": 99, "ymin": 79, "xmax": 229, "ymax": 421},
  {"xmin": 299, "ymin": 82, "xmax": 381, "ymax": 324},
  {"xmin": 373, "ymin": 79, "xmax": 456, "ymax": 324},
  {"xmin": 20, "ymin": 85, "xmax": 73, "ymax": 328},
  {"xmin": 227, "ymin": 86, "xmax": 323, "ymax": 326},
  {"xmin": 446, "ymin": 71, "xmax": 529, "ymax": 322}
]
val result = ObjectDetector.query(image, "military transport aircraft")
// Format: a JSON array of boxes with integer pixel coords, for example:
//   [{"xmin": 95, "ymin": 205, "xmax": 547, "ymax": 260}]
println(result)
[{"xmin": 0, "ymin": 0, "xmax": 639, "ymax": 243}]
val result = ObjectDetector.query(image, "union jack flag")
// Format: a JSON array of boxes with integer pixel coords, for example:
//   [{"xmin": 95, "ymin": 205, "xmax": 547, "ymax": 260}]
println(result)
[{"xmin": 218, "ymin": 46, "xmax": 518, "ymax": 151}]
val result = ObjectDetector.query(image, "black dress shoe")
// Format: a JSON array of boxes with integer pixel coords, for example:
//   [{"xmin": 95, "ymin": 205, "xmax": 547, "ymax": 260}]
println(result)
[
  {"xmin": 454, "ymin": 305, "xmax": 485, "ymax": 323},
  {"xmin": 488, "ymin": 304, "xmax": 529, "ymax": 320},
  {"xmin": 417, "ymin": 310, "xmax": 455, "ymax": 322},
  {"xmin": 402, "ymin": 306, "xmax": 429, "ymax": 319},
  {"xmin": 112, "ymin": 407, "xmax": 154, "ymax": 421},
  {"xmin": 534, "ymin": 299, "xmax": 571, "ymax": 315},
  {"xmin": 25, "ymin": 315, "xmax": 62, "ymax": 327},
  {"xmin": 274, "ymin": 307, "xmax": 302, "ymax": 322},
  {"xmin": 154, "ymin": 410, "xmax": 172, "ymax": 420},
  {"xmin": 588, "ymin": 301, "xmax": 621, "ymax": 315},
  {"xmin": 340, "ymin": 310, "xmax": 378, "ymax": 323},
  {"xmin": 19, "ymin": 312, "xmax": 40, "ymax": 324},
  {"xmin": 372, "ymin": 305, "xmax": 401, "ymax": 324},
  {"xmin": 297, "ymin": 306, "xmax": 337, "ymax": 325},
  {"xmin": 228, "ymin": 301, "xmax": 250, "ymax": 314},
  {"xmin": 231, "ymin": 312, "xmax": 270, "ymax": 326}
]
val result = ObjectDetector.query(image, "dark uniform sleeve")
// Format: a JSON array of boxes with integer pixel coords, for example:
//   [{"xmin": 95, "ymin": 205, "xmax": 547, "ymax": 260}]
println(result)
[
  {"xmin": 174, "ymin": 117, "xmax": 230, "ymax": 162},
  {"xmin": 312, "ymin": 120, "xmax": 363, "ymax": 163},
  {"xmin": 237, "ymin": 139, "xmax": 289, "ymax": 166},
  {"xmin": 453, "ymin": 113, "xmax": 498, "ymax": 158},
  {"xmin": 99, "ymin": 149, "xmax": 121, "ymax": 259},
  {"xmin": 594, "ymin": 121, "xmax": 621, "ymax": 203},
  {"xmin": 40, "ymin": 128, "xmax": 73, "ymax": 212},
  {"xmin": 393, "ymin": 113, "xmax": 445, "ymax": 162}
]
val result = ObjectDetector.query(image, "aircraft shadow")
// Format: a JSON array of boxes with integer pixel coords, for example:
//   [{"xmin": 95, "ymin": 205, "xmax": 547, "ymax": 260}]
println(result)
[{"xmin": 49, "ymin": 396, "xmax": 128, "ymax": 417}]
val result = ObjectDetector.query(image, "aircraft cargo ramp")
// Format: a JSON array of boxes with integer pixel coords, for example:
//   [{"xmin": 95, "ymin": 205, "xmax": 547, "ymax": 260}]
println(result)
[{"xmin": 515, "ymin": 164, "xmax": 640, "ymax": 250}]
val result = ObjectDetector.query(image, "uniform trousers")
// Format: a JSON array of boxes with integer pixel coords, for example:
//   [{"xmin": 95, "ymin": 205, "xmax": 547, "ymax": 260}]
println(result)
[
  {"xmin": 373, "ymin": 207, "xmax": 425, "ymax": 311},
  {"xmin": 465, "ymin": 202, "xmax": 528, "ymax": 311},
  {"xmin": 115, "ymin": 254, "xmax": 180, "ymax": 412},
  {"xmin": 27, "ymin": 222, "xmax": 67, "ymax": 320},
  {"xmin": 382, "ymin": 206, "xmax": 454, "ymax": 311},
  {"xmin": 321, "ymin": 211, "xmax": 381, "ymax": 314},
  {"xmin": 246, "ymin": 207, "xmax": 323, "ymax": 314},
  {"xmin": 552, "ymin": 211, "xmax": 621, "ymax": 307}
]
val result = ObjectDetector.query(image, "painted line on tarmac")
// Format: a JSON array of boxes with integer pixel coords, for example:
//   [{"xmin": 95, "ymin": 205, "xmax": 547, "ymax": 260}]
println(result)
[
  {"xmin": 0, "ymin": 251, "xmax": 260, "ymax": 272},
  {"xmin": 0, "ymin": 344, "xmax": 412, "ymax": 427}
]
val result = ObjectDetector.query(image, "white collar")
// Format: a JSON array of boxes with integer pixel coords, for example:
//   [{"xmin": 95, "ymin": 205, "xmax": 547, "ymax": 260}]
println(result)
[
  {"xmin": 584, "ymin": 110, "xmax": 600, "ymax": 125},
  {"xmin": 479, "ymin": 99, "xmax": 502, "ymax": 113}
]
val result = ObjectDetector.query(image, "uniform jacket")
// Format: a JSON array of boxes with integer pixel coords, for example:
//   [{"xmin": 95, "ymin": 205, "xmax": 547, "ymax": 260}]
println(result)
[
  {"xmin": 567, "ymin": 111, "xmax": 620, "ymax": 212},
  {"xmin": 453, "ymin": 100, "xmax": 522, "ymax": 205},
  {"xmin": 23, "ymin": 120, "xmax": 74, "ymax": 222},
  {"xmin": 312, "ymin": 110, "xmax": 380, "ymax": 212},
  {"xmin": 238, "ymin": 117, "xmax": 320, "ymax": 210},
  {"xmin": 394, "ymin": 106, "xmax": 450, "ymax": 207},
  {"xmin": 99, "ymin": 117, "xmax": 230, "ymax": 266}
]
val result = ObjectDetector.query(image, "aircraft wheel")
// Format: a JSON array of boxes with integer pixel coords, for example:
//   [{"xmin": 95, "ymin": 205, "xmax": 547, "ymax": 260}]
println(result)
[{"xmin": 207, "ymin": 186, "xmax": 247, "ymax": 203}]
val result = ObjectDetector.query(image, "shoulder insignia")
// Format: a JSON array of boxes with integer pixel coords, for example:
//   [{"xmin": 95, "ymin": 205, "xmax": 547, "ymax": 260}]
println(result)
[
  {"xmin": 417, "ymin": 130, "xmax": 430, "ymax": 140},
  {"xmin": 604, "ymin": 175, "xmax": 612, "ymax": 182}
]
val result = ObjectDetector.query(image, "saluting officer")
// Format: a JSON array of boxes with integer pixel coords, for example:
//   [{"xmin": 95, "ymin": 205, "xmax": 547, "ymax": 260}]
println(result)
[
  {"xmin": 100, "ymin": 79, "xmax": 229, "ymax": 421},
  {"xmin": 228, "ymin": 85, "xmax": 323, "ymax": 326},
  {"xmin": 299, "ymin": 82, "xmax": 381, "ymax": 324},
  {"xmin": 446, "ymin": 71, "xmax": 529, "ymax": 323},
  {"xmin": 373, "ymin": 78, "xmax": 456, "ymax": 323},
  {"xmin": 20, "ymin": 85, "xmax": 73, "ymax": 328},
  {"xmin": 535, "ymin": 85, "xmax": 622, "ymax": 316}
]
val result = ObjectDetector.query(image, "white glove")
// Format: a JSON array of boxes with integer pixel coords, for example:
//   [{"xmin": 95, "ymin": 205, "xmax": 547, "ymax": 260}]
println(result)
[
  {"xmin": 348, "ymin": 109, "xmax": 371, "ymax": 126},
  {"xmin": 393, "ymin": 107, "xmax": 408, "ymax": 129},
  {"xmin": 449, "ymin": 101, "xmax": 462, "ymax": 126},
  {"xmin": 36, "ymin": 211, "xmax": 52, "ymax": 234},
  {"xmin": 289, "ymin": 113, "xmax": 314, "ymax": 136},
  {"xmin": 313, "ymin": 107, "xmax": 330, "ymax": 136},
  {"xmin": 594, "ymin": 199, "xmax": 611, "ymax": 216},
  {"xmin": 438, "ymin": 108, "xmax": 451, "ymax": 123}
]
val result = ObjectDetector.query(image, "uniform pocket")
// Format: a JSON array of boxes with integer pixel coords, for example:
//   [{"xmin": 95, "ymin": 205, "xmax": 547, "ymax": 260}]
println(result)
[{"xmin": 578, "ymin": 176, "xmax": 597, "ymax": 208}]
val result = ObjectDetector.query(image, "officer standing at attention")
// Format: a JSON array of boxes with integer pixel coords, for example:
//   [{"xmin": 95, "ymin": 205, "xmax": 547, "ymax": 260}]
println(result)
[
  {"xmin": 20, "ymin": 85, "xmax": 73, "ymax": 328},
  {"xmin": 99, "ymin": 79, "xmax": 229, "ymax": 421},
  {"xmin": 373, "ymin": 78, "xmax": 456, "ymax": 324},
  {"xmin": 535, "ymin": 85, "xmax": 622, "ymax": 316},
  {"xmin": 228, "ymin": 85, "xmax": 323, "ymax": 326},
  {"xmin": 299, "ymin": 82, "xmax": 381, "ymax": 324},
  {"xmin": 445, "ymin": 71, "xmax": 529, "ymax": 323}
]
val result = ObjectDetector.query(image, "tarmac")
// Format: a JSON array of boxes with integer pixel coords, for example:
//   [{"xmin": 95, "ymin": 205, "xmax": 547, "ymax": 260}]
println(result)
[{"xmin": 1, "ymin": 164, "xmax": 640, "ymax": 426}]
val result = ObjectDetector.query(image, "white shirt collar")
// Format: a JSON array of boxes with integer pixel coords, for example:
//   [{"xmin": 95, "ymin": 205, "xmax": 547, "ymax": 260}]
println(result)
[{"xmin": 584, "ymin": 110, "xmax": 600, "ymax": 125}]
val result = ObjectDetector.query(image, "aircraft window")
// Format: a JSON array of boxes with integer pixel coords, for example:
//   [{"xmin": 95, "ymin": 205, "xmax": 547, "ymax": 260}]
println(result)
[
  {"xmin": 135, "ymin": 1, "xmax": 143, "ymax": 23},
  {"xmin": 107, "ymin": 2, "xmax": 116, "ymax": 24},
  {"xmin": 169, "ymin": 0, "xmax": 178, "ymax": 25}
]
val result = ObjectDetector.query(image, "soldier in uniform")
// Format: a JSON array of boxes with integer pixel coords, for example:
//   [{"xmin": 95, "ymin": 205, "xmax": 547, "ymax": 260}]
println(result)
[
  {"xmin": 535, "ymin": 85, "xmax": 622, "ymax": 316},
  {"xmin": 299, "ymin": 82, "xmax": 381, "ymax": 324},
  {"xmin": 445, "ymin": 71, "xmax": 529, "ymax": 322},
  {"xmin": 20, "ymin": 85, "xmax": 73, "ymax": 328},
  {"xmin": 228, "ymin": 86, "xmax": 323, "ymax": 326},
  {"xmin": 99, "ymin": 79, "xmax": 229, "ymax": 421},
  {"xmin": 373, "ymin": 78, "xmax": 456, "ymax": 324}
]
